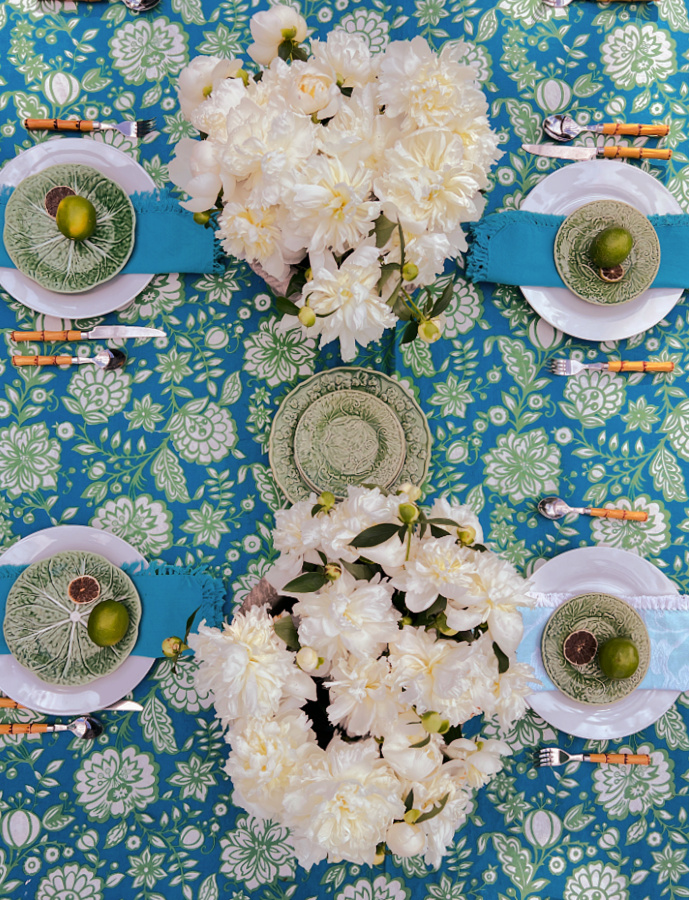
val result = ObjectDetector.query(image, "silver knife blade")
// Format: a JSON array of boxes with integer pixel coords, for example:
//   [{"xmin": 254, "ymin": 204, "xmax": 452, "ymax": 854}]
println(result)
[
  {"xmin": 522, "ymin": 143, "xmax": 598, "ymax": 160},
  {"xmin": 103, "ymin": 700, "xmax": 143, "ymax": 712},
  {"xmin": 85, "ymin": 326, "xmax": 166, "ymax": 340}
]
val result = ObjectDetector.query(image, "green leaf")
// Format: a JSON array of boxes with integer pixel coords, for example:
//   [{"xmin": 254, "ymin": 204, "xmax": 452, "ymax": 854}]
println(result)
[
  {"xmin": 275, "ymin": 296, "xmax": 300, "ymax": 316},
  {"xmin": 401, "ymin": 320, "xmax": 419, "ymax": 345},
  {"xmin": 341, "ymin": 559, "xmax": 379, "ymax": 580},
  {"xmin": 283, "ymin": 571, "xmax": 328, "ymax": 592},
  {"xmin": 415, "ymin": 793, "xmax": 449, "ymax": 824},
  {"xmin": 350, "ymin": 522, "xmax": 402, "ymax": 548},
  {"xmin": 286, "ymin": 269, "xmax": 307, "ymax": 298},
  {"xmin": 374, "ymin": 214, "xmax": 397, "ymax": 248},
  {"xmin": 493, "ymin": 641, "xmax": 509, "ymax": 674},
  {"xmin": 273, "ymin": 615, "xmax": 300, "ymax": 651},
  {"xmin": 409, "ymin": 734, "xmax": 431, "ymax": 748},
  {"xmin": 184, "ymin": 606, "xmax": 200, "ymax": 641},
  {"xmin": 404, "ymin": 789, "xmax": 415, "ymax": 812},
  {"xmin": 429, "ymin": 278, "xmax": 455, "ymax": 318},
  {"xmin": 397, "ymin": 218, "xmax": 406, "ymax": 267}
]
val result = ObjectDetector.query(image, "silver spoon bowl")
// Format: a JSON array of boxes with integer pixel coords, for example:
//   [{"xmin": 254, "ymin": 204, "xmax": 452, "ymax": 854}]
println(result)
[
  {"xmin": 117, "ymin": 0, "xmax": 161, "ymax": 11},
  {"xmin": 538, "ymin": 496, "xmax": 578, "ymax": 519},
  {"xmin": 76, "ymin": 349, "xmax": 127, "ymax": 371},
  {"xmin": 543, "ymin": 114, "xmax": 604, "ymax": 142}
]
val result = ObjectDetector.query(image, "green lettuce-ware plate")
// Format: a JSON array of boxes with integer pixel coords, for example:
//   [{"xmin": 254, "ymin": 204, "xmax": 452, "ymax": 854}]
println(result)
[
  {"xmin": 3, "ymin": 163, "xmax": 135, "ymax": 293},
  {"xmin": 554, "ymin": 199, "xmax": 660, "ymax": 306},
  {"xmin": 269, "ymin": 367, "xmax": 432, "ymax": 502},
  {"xmin": 541, "ymin": 592, "xmax": 650, "ymax": 706},
  {"xmin": 3, "ymin": 551, "xmax": 141, "ymax": 686}
]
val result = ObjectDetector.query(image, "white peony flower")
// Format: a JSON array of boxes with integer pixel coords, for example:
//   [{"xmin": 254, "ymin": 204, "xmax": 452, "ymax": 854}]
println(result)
[
  {"xmin": 427, "ymin": 498, "xmax": 484, "ymax": 545},
  {"xmin": 189, "ymin": 77, "xmax": 247, "ymax": 142},
  {"xmin": 284, "ymin": 58, "xmax": 343, "ymax": 120},
  {"xmin": 294, "ymin": 570, "xmax": 400, "ymax": 663},
  {"xmin": 386, "ymin": 821, "xmax": 426, "ymax": 858},
  {"xmin": 188, "ymin": 609, "xmax": 315, "ymax": 727},
  {"xmin": 316, "ymin": 485, "xmax": 400, "ymax": 562},
  {"xmin": 300, "ymin": 244, "xmax": 396, "ymax": 361},
  {"xmin": 491, "ymin": 660, "xmax": 540, "ymax": 732},
  {"xmin": 321, "ymin": 83, "xmax": 402, "ymax": 174},
  {"xmin": 389, "ymin": 534, "xmax": 477, "ymax": 613},
  {"xmin": 178, "ymin": 56, "xmax": 244, "ymax": 120},
  {"xmin": 168, "ymin": 138, "xmax": 223, "ymax": 213},
  {"xmin": 327, "ymin": 656, "xmax": 401, "ymax": 736},
  {"xmin": 216, "ymin": 199, "xmax": 295, "ymax": 282},
  {"xmin": 247, "ymin": 4, "xmax": 308, "ymax": 66},
  {"xmin": 444, "ymin": 737, "xmax": 512, "ymax": 789},
  {"xmin": 282, "ymin": 737, "xmax": 405, "ymax": 866},
  {"xmin": 381, "ymin": 711, "xmax": 444, "ymax": 781},
  {"xmin": 403, "ymin": 764, "xmax": 473, "ymax": 867},
  {"xmin": 311, "ymin": 30, "xmax": 378, "ymax": 88},
  {"xmin": 224, "ymin": 710, "xmax": 321, "ymax": 820}
]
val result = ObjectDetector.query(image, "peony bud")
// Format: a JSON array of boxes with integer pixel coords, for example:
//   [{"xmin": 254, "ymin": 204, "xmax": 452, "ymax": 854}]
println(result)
[
  {"xmin": 399, "ymin": 483, "xmax": 422, "ymax": 502},
  {"xmin": 162, "ymin": 636, "xmax": 188, "ymax": 657},
  {"xmin": 318, "ymin": 491, "xmax": 336, "ymax": 511},
  {"xmin": 296, "ymin": 647, "xmax": 322, "ymax": 673},
  {"xmin": 457, "ymin": 525, "xmax": 476, "ymax": 545},
  {"xmin": 386, "ymin": 822, "xmax": 427, "ymax": 858},
  {"xmin": 324, "ymin": 563, "xmax": 342, "ymax": 582},
  {"xmin": 402, "ymin": 262, "xmax": 419, "ymax": 282},
  {"xmin": 193, "ymin": 211, "xmax": 211, "ymax": 225},
  {"xmin": 298, "ymin": 306, "xmax": 316, "ymax": 328},
  {"xmin": 372, "ymin": 844, "xmax": 386, "ymax": 865},
  {"xmin": 398, "ymin": 502, "xmax": 419, "ymax": 525},
  {"xmin": 435, "ymin": 612, "xmax": 458, "ymax": 637},
  {"xmin": 418, "ymin": 319, "xmax": 443, "ymax": 344},
  {"xmin": 420, "ymin": 711, "xmax": 450, "ymax": 734}
]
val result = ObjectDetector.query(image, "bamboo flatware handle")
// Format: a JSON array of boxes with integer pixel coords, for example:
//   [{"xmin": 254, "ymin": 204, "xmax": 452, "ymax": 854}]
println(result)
[
  {"xmin": 588, "ymin": 753, "xmax": 650, "ymax": 765},
  {"xmin": 588, "ymin": 508, "xmax": 649, "ymax": 521},
  {"xmin": 24, "ymin": 118, "xmax": 95, "ymax": 132},
  {"xmin": 12, "ymin": 356, "xmax": 73, "ymax": 367},
  {"xmin": 0, "ymin": 722, "xmax": 50, "ymax": 734},
  {"xmin": 0, "ymin": 699, "xmax": 22, "ymax": 709},
  {"xmin": 603, "ymin": 146, "xmax": 672, "ymax": 160},
  {"xmin": 11, "ymin": 331, "xmax": 84, "ymax": 342},
  {"xmin": 602, "ymin": 123, "xmax": 669, "ymax": 137},
  {"xmin": 608, "ymin": 361, "xmax": 675, "ymax": 372}
]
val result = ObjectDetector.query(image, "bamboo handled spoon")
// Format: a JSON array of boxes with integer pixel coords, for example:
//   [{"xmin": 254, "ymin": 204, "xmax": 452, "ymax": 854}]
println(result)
[
  {"xmin": 538, "ymin": 497, "xmax": 648, "ymax": 522},
  {"xmin": 0, "ymin": 716, "xmax": 103, "ymax": 740}
]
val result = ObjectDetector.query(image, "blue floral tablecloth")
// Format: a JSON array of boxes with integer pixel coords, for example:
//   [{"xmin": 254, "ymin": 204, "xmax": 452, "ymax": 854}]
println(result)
[{"xmin": 1, "ymin": 0, "xmax": 689, "ymax": 898}]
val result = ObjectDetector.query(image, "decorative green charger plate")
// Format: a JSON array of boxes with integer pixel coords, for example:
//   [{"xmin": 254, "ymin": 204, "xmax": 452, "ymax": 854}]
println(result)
[
  {"xmin": 3, "ymin": 163, "xmax": 135, "ymax": 293},
  {"xmin": 3, "ymin": 551, "xmax": 141, "ymax": 686},
  {"xmin": 554, "ymin": 199, "xmax": 660, "ymax": 306},
  {"xmin": 541, "ymin": 592, "xmax": 650, "ymax": 706},
  {"xmin": 269, "ymin": 367, "xmax": 432, "ymax": 502}
]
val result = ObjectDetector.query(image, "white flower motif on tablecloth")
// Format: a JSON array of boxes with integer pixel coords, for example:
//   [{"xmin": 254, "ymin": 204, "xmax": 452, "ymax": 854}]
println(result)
[
  {"xmin": 169, "ymin": 752, "xmax": 218, "ymax": 802},
  {"xmin": 563, "ymin": 861, "xmax": 628, "ymax": 900},
  {"xmin": 109, "ymin": 17, "xmax": 187, "ymax": 86},
  {"xmin": 36, "ymin": 863, "xmax": 103, "ymax": 900},
  {"xmin": 168, "ymin": 399, "xmax": 237, "ymax": 464},
  {"xmin": 155, "ymin": 658, "xmax": 213, "ymax": 712},
  {"xmin": 0, "ymin": 422, "xmax": 60, "ymax": 499},
  {"xmin": 75, "ymin": 747, "xmax": 159, "ymax": 822},
  {"xmin": 119, "ymin": 274, "xmax": 184, "ymax": 322},
  {"xmin": 590, "ymin": 497, "xmax": 670, "ymax": 556},
  {"xmin": 592, "ymin": 743, "xmax": 673, "ymax": 819},
  {"xmin": 62, "ymin": 366, "xmax": 132, "ymax": 425},
  {"xmin": 219, "ymin": 815, "xmax": 296, "ymax": 890},
  {"xmin": 336, "ymin": 10, "xmax": 389, "ymax": 52},
  {"xmin": 242, "ymin": 319, "xmax": 317, "ymax": 387},
  {"xmin": 336, "ymin": 876, "xmax": 411, "ymax": 900},
  {"xmin": 483, "ymin": 428, "xmax": 561, "ymax": 503},
  {"xmin": 560, "ymin": 370, "xmax": 626, "ymax": 427},
  {"xmin": 90, "ymin": 495, "xmax": 173, "ymax": 556},
  {"xmin": 442, "ymin": 281, "xmax": 482, "ymax": 338},
  {"xmin": 601, "ymin": 24, "xmax": 675, "ymax": 91}
]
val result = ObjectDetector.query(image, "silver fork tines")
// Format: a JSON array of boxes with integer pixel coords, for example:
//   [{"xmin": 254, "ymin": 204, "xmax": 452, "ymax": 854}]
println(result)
[
  {"xmin": 95, "ymin": 118, "xmax": 157, "ymax": 139},
  {"xmin": 535, "ymin": 747, "xmax": 584, "ymax": 768},
  {"xmin": 548, "ymin": 359, "xmax": 605, "ymax": 377}
]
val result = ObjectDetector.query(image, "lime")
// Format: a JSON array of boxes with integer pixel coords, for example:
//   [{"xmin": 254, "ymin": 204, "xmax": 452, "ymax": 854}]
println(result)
[
  {"xmin": 87, "ymin": 599, "xmax": 130, "ymax": 647},
  {"xmin": 598, "ymin": 637, "xmax": 639, "ymax": 680},
  {"xmin": 589, "ymin": 226, "xmax": 633, "ymax": 269},
  {"xmin": 55, "ymin": 195, "xmax": 97, "ymax": 241}
]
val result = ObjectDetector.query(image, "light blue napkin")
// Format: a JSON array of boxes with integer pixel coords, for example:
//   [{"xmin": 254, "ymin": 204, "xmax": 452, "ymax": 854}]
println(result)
[
  {"xmin": 0, "ymin": 187, "xmax": 224, "ymax": 274},
  {"xmin": 466, "ymin": 210, "xmax": 689, "ymax": 289},
  {"xmin": 0, "ymin": 562, "xmax": 225, "ymax": 658},
  {"xmin": 518, "ymin": 600, "xmax": 689, "ymax": 691}
]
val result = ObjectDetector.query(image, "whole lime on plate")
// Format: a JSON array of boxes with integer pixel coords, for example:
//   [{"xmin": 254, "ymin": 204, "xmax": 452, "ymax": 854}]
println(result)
[
  {"xmin": 589, "ymin": 226, "xmax": 634, "ymax": 269},
  {"xmin": 55, "ymin": 194, "xmax": 97, "ymax": 241},
  {"xmin": 87, "ymin": 599, "xmax": 130, "ymax": 647},
  {"xmin": 598, "ymin": 636, "xmax": 639, "ymax": 680}
]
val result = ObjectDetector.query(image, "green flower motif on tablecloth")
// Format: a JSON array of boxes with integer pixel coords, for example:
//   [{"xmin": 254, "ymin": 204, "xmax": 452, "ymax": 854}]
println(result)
[
  {"xmin": 90, "ymin": 495, "xmax": 173, "ymax": 556},
  {"xmin": 155, "ymin": 658, "xmax": 213, "ymax": 712},
  {"xmin": 623, "ymin": 397, "xmax": 660, "ymax": 433},
  {"xmin": 243, "ymin": 319, "xmax": 317, "ymax": 387},
  {"xmin": 109, "ymin": 17, "xmax": 187, "ymax": 86},
  {"xmin": 564, "ymin": 861, "xmax": 628, "ymax": 900},
  {"xmin": 483, "ymin": 428, "xmax": 560, "ymax": 503},
  {"xmin": 590, "ymin": 497, "xmax": 670, "ymax": 556},
  {"xmin": 125, "ymin": 396, "xmax": 166, "ymax": 432},
  {"xmin": 414, "ymin": 0, "xmax": 449, "ymax": 29},
  {"xmin": 182, "ymin": 501, "xmax": 232, "ymax": 547},
  {"xmin": 429, "ymin": 373, "xmax": 473, "ymax": 417},
  {"xmin": 220, "ymin": 815, "xmax": 296, "ymax": 890},
  {"xmin": 443, "ymin": 282, "xmax": 482, "ymax": 338},
  {"xmin": 169, "ymin": 752, "xmax": 218, "ymax": 801},
  {"xmin": 651, "ymin": 846, "xmax": 689, "ymax": 884},
  {"xmin": 0, "ymin": 422, "xmax": 60, "ymax": 499},
  {"xmin": 337, "ymin": 876, "xmax": 411, "ymax": 900},
  {"xmin": 36, "ymin": 863, "xmax": 103, "ymax": 900},
  {"xmin": 169, "ymin": 399, "xmax": 236, "ymax": 464},
  {"xmin": 337, "ymin": 10, "xmax": 389, "ymax": 51},
  {"xmin": 156, "ymin": 347, "xmax": 193, "ymax": 385},
  {"xmin": 497, "ymin": 0, "xmax": 560, "ymax": 27},
  {"xmin": 560, "ymin": 371, "xmax": 626, "ymax": 427},
  {"xmin": 127, "ymin": 847, "xmax": 167, "ymax": 890},
  {"xmin": 120, "ymin": 275, "xmax": 185, "ymax": 322},
  {"xmin": 592, "ymin": 744, "xmax": 673, "ymax": 819},
  {"xmin": 75, "ymin": 747, "xmax": 159, "ymax": 822},
  {"xmin": 193, "ymin": 269, "xmax": 242, "ymax": 305},
  {"xmin": 601, "ymin": 24, "xmax": 675, "ymax": 90},
  {"xmin": 63, "ymin": 367, "xmax": 132, "ymax": 425}
]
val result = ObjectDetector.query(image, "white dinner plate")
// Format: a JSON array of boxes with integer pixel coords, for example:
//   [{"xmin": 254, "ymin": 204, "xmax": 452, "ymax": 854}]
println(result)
[
  {"xmin": 520, "ymin": 160, "xmax": 683, "ymax": 342},
  {"xmin": 0, "ymin": 525, "xmax": 154, "ymax": 715},
  {"xmin": 0, "ymin": 138, "xmax": 154, "ymax": 318},
  {"xmin": 527, "ymin": 545, "xmax": 680, "ymax": 740}
]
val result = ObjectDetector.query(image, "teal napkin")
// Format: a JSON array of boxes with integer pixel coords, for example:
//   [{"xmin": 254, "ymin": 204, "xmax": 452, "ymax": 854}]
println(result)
[
  {"xmin": 466, "ymin": 210, "xmax": 689, "ymax": 289},
  {"xmin": 0, "ymin": 187, "xmax": 224, "ymax": 275},
  {"xmin": 0, "ymin": 562, "xmax": 225, "ymax": 658}
]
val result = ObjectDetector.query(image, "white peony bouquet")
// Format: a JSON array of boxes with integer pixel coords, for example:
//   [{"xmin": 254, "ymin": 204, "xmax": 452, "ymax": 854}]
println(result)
[
  {"xmin": 169, "ymin": 4, "xmax": 501, "ymax": 361},
  {"xmin": 189, "ymin": 486, "xmax": 537, "ymax": 869}
]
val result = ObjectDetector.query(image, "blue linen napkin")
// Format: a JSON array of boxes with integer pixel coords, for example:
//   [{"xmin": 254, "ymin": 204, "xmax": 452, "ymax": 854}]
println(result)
[
  {"xmin": 0, "ymin": 186, "xmax": 224, "ymax": 275},
  {"xmin": 0, "ymin": 561, "xmax": 225, "ymax": 658},
  {"xmin": 518, "ymin": 600, "xmax": 689, "ymax": 691},
  {"xmin": 466, "ymin": 210, "xmax": 689, "ymax": 289}
]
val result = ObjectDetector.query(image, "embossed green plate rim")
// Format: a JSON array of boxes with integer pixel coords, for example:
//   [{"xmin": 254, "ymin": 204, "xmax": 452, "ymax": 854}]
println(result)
[
  {"xmin": 541, "ymin": 592, "xmax": 650, "ymax": 706},
  {"xmin": 4, "ymin": 551, "xmax": 141, "ymax": 686},
  {"xmin": 3, "ymin": 163, "xmax": 135, "ymax": 294},
  {"xmin": 268, "ymin": 367, "xmax": 432, "ymax": 503},
  {"xmin": 554, "ymin": 199, "xmax": 660, "ymax": 306}
]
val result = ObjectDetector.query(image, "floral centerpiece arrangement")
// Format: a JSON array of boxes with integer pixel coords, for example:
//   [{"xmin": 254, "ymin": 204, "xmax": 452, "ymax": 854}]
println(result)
[
  {"xmin": 189, "ymin": 486, "xmax": 537, "ymax": 868},
  {"xmin": 169, "ymin": 5, "xmax": 501, "ymax": 361}
]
